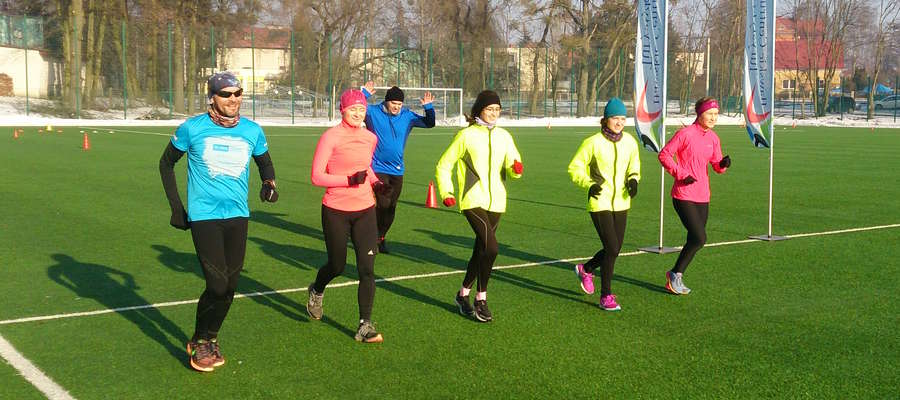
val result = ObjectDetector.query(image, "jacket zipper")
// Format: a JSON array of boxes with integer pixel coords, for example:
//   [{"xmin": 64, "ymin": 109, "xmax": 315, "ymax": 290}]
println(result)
[
  {"xmin": 487, "ymin": 126, "xmax": 493, "ymax": 210},
  {"xmin": 611, "ymin": 140, "xmax": 618, "ymax": 212}
]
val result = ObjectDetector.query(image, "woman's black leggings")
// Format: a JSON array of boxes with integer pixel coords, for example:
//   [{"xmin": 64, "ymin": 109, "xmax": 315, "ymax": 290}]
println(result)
[
  {"xmin": 190, "ymin": 217, "xmax": 248, "ymax": 342},
  {"xmin": 672, "ymin": 198, "xmax": 709, "ymax": 274},
  {"xmin": 314, "ymin": 205, "xmax": 378, "ymax": 321},
  {"xmin": 584, "ymin": 210, "xmax": 628, "ymax": 296},
  {"xmin": 374, "ymin": 173, "xmax": 404, "ymax": 239},
  {"xmin": 462, "ymin": 208, "xmax": 502, "ymax": 292}
]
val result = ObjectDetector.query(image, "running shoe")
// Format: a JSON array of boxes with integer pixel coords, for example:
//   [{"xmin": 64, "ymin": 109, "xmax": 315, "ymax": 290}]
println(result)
[
  {"xmin": 186, "ymin": 340, "xmax": 216, "ymax": 372},
  {"xmin": 676, "ymin": 274, "xmax": 691, "ymax": 294},
  {"xmin": 455, "ymin": 294, "xmax": 475, "ymax": 316},
  {"xmin": 208, "ymin": 338, "xmax": 225, "ymax": 367},
  {"xmin": 665, "ymin": 271, "xmax": 682, "ymax": 295},
  {"xmin": 378, "ymin": 237, "xmax": 390, "ymax": 254},
  {"xmin": 473, "ymin": 300, "xmax": 493, "ymax": 322},
  {"xmin": 599, "ymin": 294, "xmax": 621, "ymax": 311},
  {"xmin": 574, "ymin": 264, "xmax": 595, "ymax": 294},
  {"xmin": 306, "ymin": 283, "xmax": 324, "ymax": 320},
  {"xmin": 354, "ymin": 320, "xmax": 384, "ymax": 343}
]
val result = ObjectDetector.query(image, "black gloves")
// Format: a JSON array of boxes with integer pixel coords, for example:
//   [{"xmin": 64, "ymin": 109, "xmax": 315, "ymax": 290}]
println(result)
[
  {"xmin": 170, "ymin": 206, "xmax": 190, "ymax": 230},
  {"xmin": 373, "ymin": 181, "xmax": 393, "ymax": 196},
  {"xmin": 627, "ymin": 179, "xmax": 638, "ymax": 198},
  {"xmin": 260, "ymin": 180, "xmax": 278, "ymax": 202},
  {"xmin": 348, "ymin": 170, "xmax": 367, "ymax": 186},
  {"xmin": 681, "ymin": 175, "xmax": 697, "ymax": 185},
  {"xmin": 588, "ymin": 183, "xmax": 602, "ymax": 199},
  {"xmin": 719, "ymin": 155, "xmax": 731, "ymax": 169}
]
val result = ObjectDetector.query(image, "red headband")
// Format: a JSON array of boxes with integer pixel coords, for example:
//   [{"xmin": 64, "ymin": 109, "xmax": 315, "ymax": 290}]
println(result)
[{"xmin": 696, "ymin": 99, "xmax": 719, "ymax": 115}]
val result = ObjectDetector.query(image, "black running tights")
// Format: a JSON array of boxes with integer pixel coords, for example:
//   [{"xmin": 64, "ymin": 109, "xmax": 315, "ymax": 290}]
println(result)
[
  {"xmin": 584, "ymin": 210, "xmax": 628, "ymax": 296},
  {"xmin": 672, "ymin": 198, "xmax": 709, "ymax": 274},
  {"xmin": 462, "ymin": 208, "xmax": 502, "ymax": 292},
  {"xmin": 190, "ymin": 217, "xmax": 248, "ymax": 342},
  {"xmin": 314, "ymin": 205, "xmax": 378, "ymax": 321},
  {"xmin": 374, "ymin": 173, "xmax": 404, "ymax": 239}
]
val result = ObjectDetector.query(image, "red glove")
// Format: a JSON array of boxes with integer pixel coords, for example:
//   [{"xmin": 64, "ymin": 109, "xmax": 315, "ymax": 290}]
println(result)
[
  {"xmin": 443, "ymin": 197, "xmax": 457, "ymax": 207},
  {"xmin": 512, "ymin": 160, "xmax": 523, "ymax": 174}
]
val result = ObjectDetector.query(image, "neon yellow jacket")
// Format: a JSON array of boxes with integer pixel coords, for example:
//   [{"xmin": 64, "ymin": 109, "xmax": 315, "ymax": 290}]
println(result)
[
  {"xmin": 568, "ymin": 131, "xmax": 641, "ymax": 212},
  {"xmin": 435, "ymin": 124, "xmax": 522, "ymax": 213}
]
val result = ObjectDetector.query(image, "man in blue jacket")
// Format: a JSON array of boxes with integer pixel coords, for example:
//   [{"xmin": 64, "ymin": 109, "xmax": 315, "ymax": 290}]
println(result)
[{"xmin": 362, "ymin": 81, "xmax": 436, "ymax": 254}]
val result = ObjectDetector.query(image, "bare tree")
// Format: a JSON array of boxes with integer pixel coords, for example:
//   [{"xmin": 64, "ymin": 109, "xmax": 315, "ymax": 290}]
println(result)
[{"xmin": 866, "ymin": 0, "xmax": 899, "ymax": 118}]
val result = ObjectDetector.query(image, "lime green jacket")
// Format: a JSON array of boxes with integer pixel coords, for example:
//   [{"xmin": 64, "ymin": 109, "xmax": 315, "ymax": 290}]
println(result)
[
  {"xmin": 435, "ymin": 124, "xmax": 522, "ymax": 213},
  {"xmin": 567, "ymin": 131, "xmax": 641, "ymax": 212}
]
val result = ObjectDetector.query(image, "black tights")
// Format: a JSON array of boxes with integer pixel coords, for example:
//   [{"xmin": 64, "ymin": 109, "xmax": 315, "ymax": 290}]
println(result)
[
  {"xmin": 584, "ymin": 211, "xmax": 628, "ymax": 296},
  {"xmin": 461, "ymin": 208, "xmax": 502, "ymax": 292},
  {"xmin": 314, "ymin": 205, "xmax": 378, "ymax": 321},
  {"xmin": 374, "ymin": 173, "xmax": 404, "ymax": 239},
  {"xmin": 190, "ymin": 217, "xmax": 248, "ymax": 342},
  {"xmin": 672, "ymin": 199, "xmax": 709, "ymax": 274}
]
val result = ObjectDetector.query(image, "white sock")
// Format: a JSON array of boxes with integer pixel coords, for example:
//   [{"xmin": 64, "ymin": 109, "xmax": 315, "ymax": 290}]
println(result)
[
  {"xmin": 676, "ymin": 272, "xmax": 683, "ymax": 278},
  {"xmin": 459, "ymin": 287, "xmax": 470, "ymax": 297},
  {"xmin": 475, "ymin": 291, "xmax": 487, "ymax": 301}
]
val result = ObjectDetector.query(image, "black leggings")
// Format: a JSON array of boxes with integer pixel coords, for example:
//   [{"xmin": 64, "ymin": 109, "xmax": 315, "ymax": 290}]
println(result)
[
  {"xmin": 584, "ymin": 210, "xmax": 628, "ymax": 296},
  {"xmin": 314, "ymin": 205, "xmax": 378, "ymax": 321},
  {"xmin": 374, "ymin": 173, "xmax": 404, "ymax": 239},
  {"xmin": 462, "ymin": 208, "xmax": 502, "ymax": 292},
  {"xmin": 672, "ymin": 199, "xmax": 709, "ymax": 274},
  {"xmin": 190, "ymin": 217, "xmax": 248, "ymax": 342}
]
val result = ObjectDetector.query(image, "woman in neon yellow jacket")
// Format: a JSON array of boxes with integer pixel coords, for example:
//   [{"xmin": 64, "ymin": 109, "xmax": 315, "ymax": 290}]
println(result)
[
  {"xmin": 567, "ymin": 98, "xmax": 640, "ymax": 311},
  {"xmin": 435, "ymin": 90, "xmax": 522, "ymax": 323}
]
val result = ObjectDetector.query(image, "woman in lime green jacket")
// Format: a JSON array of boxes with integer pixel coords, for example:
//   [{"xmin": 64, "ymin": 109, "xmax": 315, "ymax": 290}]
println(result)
[
  {"xmin": 435, "ymin": 90, "xmax": 523, "ymax": 323},
  {"xmin": 567, "ymin": 98, "xmax": 641, "ymax": 311}
]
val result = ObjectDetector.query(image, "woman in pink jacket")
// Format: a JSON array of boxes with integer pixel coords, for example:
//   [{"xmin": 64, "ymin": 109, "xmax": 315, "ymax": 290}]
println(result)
[
  {"xmin": 658, "ymin": 97, "xmax": 731, "ymax": 295},
  {"xmin": 307, "ymin": 89, "xmax": 391, "ymax": 343}
]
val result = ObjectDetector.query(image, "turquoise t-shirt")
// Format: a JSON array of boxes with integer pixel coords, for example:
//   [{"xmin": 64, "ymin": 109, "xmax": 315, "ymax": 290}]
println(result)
[{"xmin": 171, "ymin": 114, "xmax": 269, "ymax": 222}]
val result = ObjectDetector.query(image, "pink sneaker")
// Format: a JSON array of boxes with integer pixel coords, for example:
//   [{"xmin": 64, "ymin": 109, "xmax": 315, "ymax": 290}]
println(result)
[
  {"xmin": 600, "ymin": 294, "xmax": 621, "ymax": 311},
  {"xmin": 574, "ymin": 264, "xmax": 594, "ymax": 294}
]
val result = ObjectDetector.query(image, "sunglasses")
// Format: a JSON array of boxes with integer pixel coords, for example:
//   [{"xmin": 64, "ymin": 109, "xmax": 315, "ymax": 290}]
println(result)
[{"xmin": 215, "ymin": 88, "xmax": 243, "ymax": 98}]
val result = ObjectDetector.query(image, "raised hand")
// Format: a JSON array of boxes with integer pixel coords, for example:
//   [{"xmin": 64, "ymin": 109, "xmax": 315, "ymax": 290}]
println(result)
[
  {"xmin": 421, "ymin": 91, "xmax": 434, "ymax": 106},
  {"xmin": 363, "ymin": 81, "xmax": 375, "ymax": 95}
]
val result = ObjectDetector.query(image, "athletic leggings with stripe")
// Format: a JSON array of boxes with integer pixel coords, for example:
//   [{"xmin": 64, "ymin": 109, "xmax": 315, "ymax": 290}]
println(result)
[
  {"xmin": 583, "ymin": 210, "xmax": 628, "ymax": 297},
  {"xmin": 190, "ymin": 217, "xmax": 248, "ymax": 342},
  {"xmin": 461, "ymin": 208, "xmax": 502, "ymax": 292},
  {"xmin": 313, "ymin": 205, "xmax": 378, "ymax": 321},
  {"xmin": 672, "ymin": 198, "xmax": 709, "ymax": 274},
  {"xmin": 374, "ymin": 173, "xmax": 404, "ymax": 239}
]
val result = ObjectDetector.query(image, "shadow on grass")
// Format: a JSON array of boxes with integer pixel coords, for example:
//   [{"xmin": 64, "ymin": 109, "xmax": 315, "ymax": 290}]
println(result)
[
  {"xmin": 151, "ymin": 245, "xmax": 309, "ymax": 324},
  {"xmin": 247, "ymin": 236, "xmax": 325, "ymax": 271},
  {"xmin": 250, "ymin": 210, "xmax": 323, "ymax": 241},
  {"xmin": 46, "ymin": 253, "xmax": 191, "ymax": 370}
]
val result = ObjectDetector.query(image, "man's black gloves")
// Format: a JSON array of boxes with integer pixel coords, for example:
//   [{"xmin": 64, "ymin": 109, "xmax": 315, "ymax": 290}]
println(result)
[
  {"xmin": 170, "ymin": 206, "xmax": 190, "ymax": 230},
  {"xmin": 348, "ymin": 170, "xmax": 367, "ymax": 186},
  {"xmin": 260, "ymin": 180, "xmax": 278, "ymax": 202},
  {"xmin": 681, "ymin": 175, "xmax": 697, "ymax": 185},
  {"xmin": 373, "ymin": 181, "xmax": 393, "ymax": 197}
]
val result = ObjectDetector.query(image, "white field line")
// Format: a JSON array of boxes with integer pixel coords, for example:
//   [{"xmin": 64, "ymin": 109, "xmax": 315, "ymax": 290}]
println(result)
[
  {"xmin": 1, "ymin": 223, "xmax": 898, "ymax": 327},
  {"xmin": 0, "ymin": 334, "xmax": 76, "ymax": 400}
]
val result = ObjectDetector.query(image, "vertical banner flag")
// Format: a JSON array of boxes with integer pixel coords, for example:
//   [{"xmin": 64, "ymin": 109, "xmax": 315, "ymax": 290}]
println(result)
[
  {"xmin": 743, "ymin": 0, "xmax": 775, "ymax": 148},
  {"xmin": 635, "ymin": 0, "xmax": 668, "ymax": 152}
]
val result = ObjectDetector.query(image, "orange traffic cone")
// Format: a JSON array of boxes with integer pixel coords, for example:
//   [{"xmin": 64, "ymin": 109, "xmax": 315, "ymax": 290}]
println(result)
[
  {"xmin": 425, "ymin": 181, "xmax": 438, "ymax": 208},
  {"xmin": 13, "ymin": 129, "xmax": 19, "ymax": 139},
  {"xmin": 82, "ymin": 133, "xmax": 91, "ymax": 150},
  {"xmin": 791, "ymin": 120, "xmax": 796, "ymax": 129}
]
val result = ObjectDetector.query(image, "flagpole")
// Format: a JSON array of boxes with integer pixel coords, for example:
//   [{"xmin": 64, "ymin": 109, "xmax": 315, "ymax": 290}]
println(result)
[
  {"xmin": 640, "ymin": 0, "xmax": 678, "ymax": 254},
  {"xmin": 749, "ymin": 0, "xmax": 786, "ymax": 242}
]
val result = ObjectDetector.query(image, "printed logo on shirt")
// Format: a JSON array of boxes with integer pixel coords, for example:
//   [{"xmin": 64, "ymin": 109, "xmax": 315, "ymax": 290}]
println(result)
[{"xmin": 202, "ymin": 136, "xmax": 250, "ymax": 179}]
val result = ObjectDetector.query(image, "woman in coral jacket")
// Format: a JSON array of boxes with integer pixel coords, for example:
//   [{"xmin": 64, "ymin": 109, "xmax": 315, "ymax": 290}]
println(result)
[
  {"xmin": 307, "ymin": 89, "xmax": 392, "ymax": 343},
  {"xmin": 568, "ymin": 98, "xmax": 641, "ymax": 311},
  {"xmin": 435, "ymin": 90, "xmax": 523, "ymax": 323},
  {"xmin": 658, "ymin": 96, "xmax": 731, "ymax": 295}
]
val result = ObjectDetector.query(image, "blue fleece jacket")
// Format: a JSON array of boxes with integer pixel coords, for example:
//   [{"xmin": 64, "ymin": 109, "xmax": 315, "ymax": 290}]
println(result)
[{"xmin": 362, "ymin": 88, "xmax": 436, "ymax": 175}]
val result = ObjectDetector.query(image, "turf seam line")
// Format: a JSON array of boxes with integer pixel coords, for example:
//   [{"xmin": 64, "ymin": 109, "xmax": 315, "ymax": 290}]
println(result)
[
  {"xmin": 1, "ymin": 223, "xmax": 897, "ymax": 326},
  {"xmin": 0, "ymin": 334, "xmax": 76, "ymax": 400}
]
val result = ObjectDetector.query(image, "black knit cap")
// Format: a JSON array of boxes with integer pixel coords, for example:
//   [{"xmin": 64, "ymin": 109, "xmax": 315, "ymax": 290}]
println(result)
[
  {"xmin": 385, "ymin": 86, "xmax": 404, "ymax": 102},
  {"xmin": 470, "ymin": 90, "xmax": 502, "ymax": 119}
]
